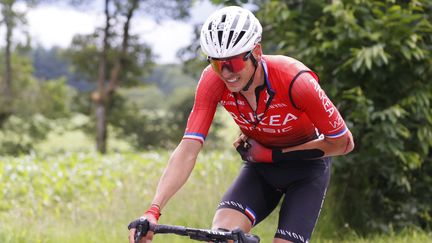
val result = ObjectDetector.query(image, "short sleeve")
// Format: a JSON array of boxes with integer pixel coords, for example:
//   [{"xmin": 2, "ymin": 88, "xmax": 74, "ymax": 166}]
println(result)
[
  {"xmin": 290, "ymin": 73, "xmax": 348, "ymax": 138},
  {"xmin": 183, "ymin": 66, "xmax": 224, "ymax": 143}
]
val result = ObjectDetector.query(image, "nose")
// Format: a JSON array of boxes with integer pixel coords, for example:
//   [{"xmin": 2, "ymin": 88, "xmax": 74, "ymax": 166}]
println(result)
[{"xmin": 220, "ymin": 66, "xmax": 234, "ymax": 79}]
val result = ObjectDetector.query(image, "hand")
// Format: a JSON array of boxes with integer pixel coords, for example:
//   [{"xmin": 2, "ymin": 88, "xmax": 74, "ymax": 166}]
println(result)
[
  {"xmin": 236, "ymin": 138, "xmax": 273, "ymax": 163},
  {"xmin": 236, "ymin": 138, "xmax": 325, "ymax": 163},
  {"xmin": 233, "ymin": 133, "xmax": 248, "ymax": 149},
  {"xmin": 128, "ymin": 205, "xmax": 161, "ymax": 243}
]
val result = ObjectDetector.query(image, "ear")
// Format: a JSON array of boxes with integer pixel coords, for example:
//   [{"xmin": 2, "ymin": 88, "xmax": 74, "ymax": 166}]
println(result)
[{"xmin": 253, "ymin": 44, "xmax": 263, "ymax": 61}]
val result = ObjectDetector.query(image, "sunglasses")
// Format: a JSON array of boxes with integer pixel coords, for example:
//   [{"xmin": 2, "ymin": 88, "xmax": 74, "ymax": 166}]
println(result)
[{"xmin": 207, "ymin": 51, "xmax": 253, "ymax": 75}]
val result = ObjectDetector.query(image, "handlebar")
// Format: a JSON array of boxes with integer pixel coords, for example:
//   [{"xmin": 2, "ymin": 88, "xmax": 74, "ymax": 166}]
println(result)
[{"xmin": 133, "ymin": 218, "xmax": 260, "ymax": 243}]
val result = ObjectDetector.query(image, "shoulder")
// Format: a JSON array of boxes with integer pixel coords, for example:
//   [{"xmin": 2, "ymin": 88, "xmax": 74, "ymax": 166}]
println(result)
[
  {"xmin": 198, "ymin": 65, "xmax": 222, "ymax": 83},
  {"xmin": 196, "ymin": 65, "xmax": 226, "ymax": 101},
  {"xmin": 197, "ymin": 66, "xmax": 222, "ymax": 90},
  {"xmin": 263, "ymin": 55, "xmax": 318, "ymax": 82},
  {"xmin": 263, "ymin": 55, "xmax": 317, "ymax": 86},
  {"xmin": 264, "ymin": 55, "xmax": 310, "ymax": 72}
]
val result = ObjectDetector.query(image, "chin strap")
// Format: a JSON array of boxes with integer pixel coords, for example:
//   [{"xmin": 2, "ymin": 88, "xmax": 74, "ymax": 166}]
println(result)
[{"xmin": 242, "ymin": 54, "xmax": 259, "ymax": 92}]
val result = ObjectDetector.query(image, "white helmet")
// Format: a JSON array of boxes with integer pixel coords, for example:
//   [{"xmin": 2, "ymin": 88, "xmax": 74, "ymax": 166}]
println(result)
[{"xmin": 200, "ymin": 6, "xmax": 262, "ymax": 58}]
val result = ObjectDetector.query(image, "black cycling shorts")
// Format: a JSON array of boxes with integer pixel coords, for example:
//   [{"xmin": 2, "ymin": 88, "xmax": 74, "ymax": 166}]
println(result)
[{"xmin": 216, "ymin": 157, "xmax": 331, "ymax": 243}]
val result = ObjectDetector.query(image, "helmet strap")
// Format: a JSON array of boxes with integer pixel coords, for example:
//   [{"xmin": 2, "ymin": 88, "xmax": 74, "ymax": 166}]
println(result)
[{"xmin": 242, "ymin": 54, "xmax": 258, "ymax": 92}]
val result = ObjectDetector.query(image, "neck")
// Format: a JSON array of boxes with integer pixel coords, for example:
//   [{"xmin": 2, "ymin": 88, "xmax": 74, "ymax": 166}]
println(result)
[{"xmin": 240, "ymin": 63, "xmax": 264, "ymax": 96}]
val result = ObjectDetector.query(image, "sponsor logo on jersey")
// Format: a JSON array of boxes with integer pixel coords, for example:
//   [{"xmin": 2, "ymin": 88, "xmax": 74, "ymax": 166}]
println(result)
[
  {"xmin": 219, "ymin": 100, "xmax": 237, "ymax": 106},
  {"xmin": 308, "ymin": 78, "xmax": 336, "ymax": 118},
  {"xmin": 308, "ymin": 78, "xmax": 345, "ymax": 131},
  {"xmin": 238, "ymin": 124, "xmax": 294, "ymax": 133},
  {"xmin": 229, "ymin": 112, "xmax": 298, "ymax": 126},
  {"xmin": 221, "ymin": 100, "xmax": 288, "ymax": 109}
]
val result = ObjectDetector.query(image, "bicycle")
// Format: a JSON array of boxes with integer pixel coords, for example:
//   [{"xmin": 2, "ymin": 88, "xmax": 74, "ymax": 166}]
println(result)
[{"xmin": 131, "ymin": 218, "xmax": 260, "ymax": 243}]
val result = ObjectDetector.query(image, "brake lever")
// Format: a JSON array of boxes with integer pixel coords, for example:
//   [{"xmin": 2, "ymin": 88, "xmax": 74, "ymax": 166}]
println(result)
[
  {"xmin": 232, "ymin": 228, "xmax": 246, "ymax": 243},
  {"xmin": 134, "ymin": 218, "xmax": 150, "ymax": 243}
]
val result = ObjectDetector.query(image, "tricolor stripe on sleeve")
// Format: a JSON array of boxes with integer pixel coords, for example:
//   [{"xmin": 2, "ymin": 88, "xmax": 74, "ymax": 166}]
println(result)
[
  {"xmin": 325, "ymin": 127, "xmax": 348, "ymax": 138},
  {"xmin": 183, "ymin": 132, "xmax": 206, "ymax": 144}
]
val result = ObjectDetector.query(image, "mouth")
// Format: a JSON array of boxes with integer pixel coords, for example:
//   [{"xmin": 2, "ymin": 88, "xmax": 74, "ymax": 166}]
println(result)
[{"xmin": 226, "ymin": 77, "xmax": 240, "ymax": 83}]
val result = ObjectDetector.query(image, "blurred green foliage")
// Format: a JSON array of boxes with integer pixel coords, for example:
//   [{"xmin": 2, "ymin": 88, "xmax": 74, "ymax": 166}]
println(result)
[
  {"xmin": 0, "ymin": 52, "xmax": 77, "ymax": 155},
  {"xmin": 108, "ymin": 85, "xmax": 224, "ymax": 150},
  {"xmin": 0, "ymin": 115, "xmax": 51, "ymax": 155},
  {"xmin": 0, "ymin": 43, "xmax": 205, "ymax": 152},
  {"xmin": 65, "ymin": 33, "xmax": 154, "ymax": 88},
  {"xmin": 1, "ymin": 152, "xmax": 431, "ymax": 242},
  {"xmin": 257, "ymin": 0, "xmax": 432, "ymax": 233}
]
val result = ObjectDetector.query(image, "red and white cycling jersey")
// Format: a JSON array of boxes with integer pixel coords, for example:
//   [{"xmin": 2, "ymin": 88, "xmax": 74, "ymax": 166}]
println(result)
[{"xmin": 183, "ymin": 55, "xmax": 347, "ymax": 148}]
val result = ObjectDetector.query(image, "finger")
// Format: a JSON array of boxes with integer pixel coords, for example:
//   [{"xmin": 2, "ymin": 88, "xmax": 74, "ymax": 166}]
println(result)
[
  {"xmin": 147, "ymin": 231, "xmax": 155, "ymax": 241},
  {"xmin": 233, "ymin": 136, "xmax": 244, "ymax": 148},
  {"xmin": 234, "ymin": 134, "xmax": 249, "ymax": 147},
  {"xmin": 240, "ymin": 134, "xmax": 248, "ymax": 141},
  {"xmin": 233, "ymin": 137, "xmax": 243, "ymax": 148},
  {"xmin": 141, "ymin": 231, "xmax": 154, "ymax": 243},
  {"xmin": 128, "ymin": 229, "xmax": 136, "ymax": 243}
]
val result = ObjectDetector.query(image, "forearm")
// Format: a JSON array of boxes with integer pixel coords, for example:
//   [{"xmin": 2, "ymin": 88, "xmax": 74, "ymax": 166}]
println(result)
[
  {"xmin": 151, "ymin": 139, "xmax": 201, "ymax": 210},
  {"xmin": 236, "ymin": 130, "xmax": 354, "ymax": 163},
  {"xmin": 281, "ymin": 130, "xmax": 354, "ymax": 157}
]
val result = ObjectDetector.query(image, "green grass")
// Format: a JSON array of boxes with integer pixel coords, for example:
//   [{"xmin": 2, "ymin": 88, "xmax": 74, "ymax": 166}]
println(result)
[{"xmin": 0, "ymin": 151, "xmax": 431, "ymax": 243}]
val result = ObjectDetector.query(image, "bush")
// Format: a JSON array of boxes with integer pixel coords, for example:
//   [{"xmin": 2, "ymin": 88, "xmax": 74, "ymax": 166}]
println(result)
[
  {"xmin": 108, "ymin": 87, "xmax": 225, "ymax": 150},
  {"xmin": 0, "ymin": 114, "xmax": 52, "ymax": 155}
]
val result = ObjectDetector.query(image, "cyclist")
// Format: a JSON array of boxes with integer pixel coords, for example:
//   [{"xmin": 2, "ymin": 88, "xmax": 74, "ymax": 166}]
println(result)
[{"xmin": 128, "ymin": 6, "xmax": 354, "ymax": 243}]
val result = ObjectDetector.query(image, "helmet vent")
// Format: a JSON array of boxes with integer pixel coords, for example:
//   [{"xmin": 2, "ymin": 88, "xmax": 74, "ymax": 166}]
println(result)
[
  {"xmin": 243, "ymin": 15, "xmax": 251, "ymax": 30},
  {"xmin": 227, "ymin": 31, "xmax": 234, "ymax": 48},
  {"xmin": 231, "ymin": 15, "xmax": 240, "ymax": 30},
  {"xmin": 221, "ymin": 14, "xmax": 226, "ymax": 23},
  {"xmin": 233, "ymin": 30, "xmax": 245, "ymax": 47},
  {"xmin": 218, "ymin": 31, "xmax": 223, "ymax": 46}
]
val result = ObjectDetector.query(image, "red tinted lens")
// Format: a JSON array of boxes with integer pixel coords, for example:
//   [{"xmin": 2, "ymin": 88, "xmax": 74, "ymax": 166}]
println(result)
[{"xmin": 209, "ymin": 54, "xmax": 247, "ymax": 75}]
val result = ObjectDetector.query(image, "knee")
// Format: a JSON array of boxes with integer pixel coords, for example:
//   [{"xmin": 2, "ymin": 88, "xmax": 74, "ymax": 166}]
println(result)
[{"xmin": 212, "ymin": 208, "xmax": 252, "ymax": 232}]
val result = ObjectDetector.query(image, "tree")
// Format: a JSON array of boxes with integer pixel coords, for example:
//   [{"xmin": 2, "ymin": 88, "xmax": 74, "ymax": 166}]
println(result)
[
  {"xmin": 0, "ymin": 0, "xmax": 62, "ymax": 122},
  {"xmin": 66, "ymin": 0, "xmax": 193, "ymax": 153},
  {"xmin": 0, "ymin": 0, "xmax": 33, "ymax": 122}
]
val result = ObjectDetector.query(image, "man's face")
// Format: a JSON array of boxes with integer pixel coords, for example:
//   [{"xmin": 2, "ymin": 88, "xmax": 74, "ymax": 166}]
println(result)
[{"xmin": 208, "ymin": 48, "xmax": 259, "ymax": 92}]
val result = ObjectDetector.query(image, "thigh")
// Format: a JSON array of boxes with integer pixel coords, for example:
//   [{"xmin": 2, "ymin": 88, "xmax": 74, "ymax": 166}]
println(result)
[
  {"xmin": 215, "ymin": 163, "xmax": 283, "ymax": 227},
  {"xmin": 275, "ymin": 157, "xmax": 332, "ymax": 243}
]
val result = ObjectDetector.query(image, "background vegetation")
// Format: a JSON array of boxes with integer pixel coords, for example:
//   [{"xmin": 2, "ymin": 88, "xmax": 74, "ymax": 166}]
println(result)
[
  {"xmin": 1, "ymin": 152, "xmax": 431, "ymax": 242},
  {"xmin": 0, "ymin": 0, "xmax": 431, "ymax": 242}
]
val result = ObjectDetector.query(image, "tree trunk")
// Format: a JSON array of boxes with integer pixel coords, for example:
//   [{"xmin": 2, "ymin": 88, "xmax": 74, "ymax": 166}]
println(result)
[
  {"xmin": 95, "ymin": 102, "xmax": 107, "ymax": 153},
  {"xmin": 95, "ymin": 0, "xmax": 139, "ymax": 153},
  {"xmin": 107, "ymin": 0, "xmax": 139, "ymax": 94},
  {"xmin": 1, "ymin": 2, "xmax": 14, "ymax": 121},
  {"xmin": 4, "ymin": 12, "xmax": 12, "ymax": 106},
  {"xmin": 95, "ymin": 0, "xmax": 111, "ymax": 153}
]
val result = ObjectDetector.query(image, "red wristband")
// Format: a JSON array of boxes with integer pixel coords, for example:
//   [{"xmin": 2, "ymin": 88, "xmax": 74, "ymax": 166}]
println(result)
[{"xmin": 145, "ymin": 204, "xmax": 161, "ymax": 220}]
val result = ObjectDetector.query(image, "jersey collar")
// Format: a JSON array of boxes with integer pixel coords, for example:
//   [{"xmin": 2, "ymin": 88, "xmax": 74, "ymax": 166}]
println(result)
[{"xmin": 261, "ymin": 59, "xmax": 275, "ymax": 94}]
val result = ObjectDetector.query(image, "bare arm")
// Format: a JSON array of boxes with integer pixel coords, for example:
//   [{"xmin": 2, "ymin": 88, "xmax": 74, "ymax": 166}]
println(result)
[
  {"xmin": 234, "ymin": 130, "xmax": 354, "ymax": 163},
  {"xmin": 281, "ymin": 129, "xmax": 355, "ymax": 156},
  {"xmin": 151, "ymin": 139, "xmax": 202, "ymax": 210}
]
